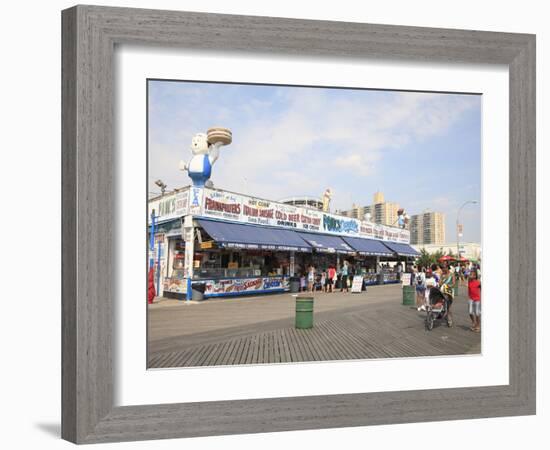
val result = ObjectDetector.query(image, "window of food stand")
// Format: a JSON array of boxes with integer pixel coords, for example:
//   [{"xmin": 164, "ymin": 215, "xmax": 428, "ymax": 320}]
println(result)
[{"xmin": 192, "ymin": 248, "xmax": 291, "ymax": 279}]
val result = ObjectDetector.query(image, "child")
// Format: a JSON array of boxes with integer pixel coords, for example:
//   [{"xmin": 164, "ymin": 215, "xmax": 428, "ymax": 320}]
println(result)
[
  {"xmin": 320, "ymin": 271, "xmax": 327, "ymax": 293},
  {"xmin": 468, "ymin": 270, "xmax": 481, "ymax": 332},
  {"xmin": 438, "ymin": 264, "xmax": 456, "ymax": 327},
  {"xmin": 300, "ymin": 274, "xmax": 306, "ymax": 292},
  {"xmin": 327, "ymin": 266, "xmax": 336, "ymax": 293},
  {"xmin": 340, "ymin": 261, "xmax": 349, "ymax": 293},
  {"xmin": 307, "ymin": 265, "xmax": 315, "ymax": 292},
  {"xmin": 415, "ymin": 269, "xmax": 426, "ymax": 311}
]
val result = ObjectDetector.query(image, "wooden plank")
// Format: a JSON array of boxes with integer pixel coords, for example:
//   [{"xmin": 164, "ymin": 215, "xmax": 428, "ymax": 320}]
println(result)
[
  {"xmin": 283, "ymin": 328, "xmax": 298, "ymax": 362},
  {"xmin": 238, "ymin": 336, "xmax": 252, "ymax": 365},
  {"xmin": 278, "ymin": 329, "xmax": 291, "ymax": 363},
  {"xmin": 244, "ymin": 336, "xmax": 257, "ymax": 365},
  {"xmin": 211, "ymin": 340, "xmax": 232, "ymax": 367},
  {"xmin": 287, "ymin": 327, "xmax": 305, "ymax": 362},
  {"xmin": 250, "ymin": 335, "xmax": 260, "ymax": 365},
  {"xmin": 322, "ymin": 321, "xmax": 365, "ymax": 360}
]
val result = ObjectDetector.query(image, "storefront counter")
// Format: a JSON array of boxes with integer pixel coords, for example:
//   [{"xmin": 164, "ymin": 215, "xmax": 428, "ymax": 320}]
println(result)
[
  {"xmin": 363, "ymin": 273, "xmax": 379, "ymax": 286},
  {"xmin": 382, "ymin": 272, "xmax": 400, "ymax": 284},
  {"xmin": 163, "ymin": 275, "xmax": 289, "ymax": 299},
  {"xmin": 356, "ymin": 272, "xmax": 400, "ymax": 286}
]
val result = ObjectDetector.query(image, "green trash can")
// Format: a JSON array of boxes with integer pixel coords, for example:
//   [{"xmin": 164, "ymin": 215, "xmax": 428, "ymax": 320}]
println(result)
[
  {"xmin": 402, "ymin": 285, "xmax": 415, "ymax": 305},
  {"xmin": 295, "ymin": 296, "xmax": 314, "ymax": 329}
]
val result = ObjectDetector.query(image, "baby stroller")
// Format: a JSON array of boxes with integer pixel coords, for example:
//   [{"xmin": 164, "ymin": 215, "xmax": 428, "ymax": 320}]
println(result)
[{"xmin": 425, "ymin": 286, "xmax": 453, "ymax": 330}]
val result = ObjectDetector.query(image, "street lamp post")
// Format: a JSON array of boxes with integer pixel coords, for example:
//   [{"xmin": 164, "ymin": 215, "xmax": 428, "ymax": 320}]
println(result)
[
  {"xmin": 456, "ymin": 200, "xmax": 478, "ymax": 262},
  {"xmin": 149, "ymin": 209, "xmax": 157, "ymax": 269},
  {"xmin": 155, "ymin": 179, "xmax": 167, "ymax": 196}
]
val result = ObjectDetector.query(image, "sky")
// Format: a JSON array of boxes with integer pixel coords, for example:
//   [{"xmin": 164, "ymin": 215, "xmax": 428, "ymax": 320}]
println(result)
[{"xmin": 148, "ymin": 80, "xmax": 482, "ymax": 243}]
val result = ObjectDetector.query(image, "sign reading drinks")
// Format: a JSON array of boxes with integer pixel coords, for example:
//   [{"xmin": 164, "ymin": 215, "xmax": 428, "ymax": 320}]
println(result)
[{"xmin": 150, "ymin": 186, "xmax": 410, "ymax": 243}]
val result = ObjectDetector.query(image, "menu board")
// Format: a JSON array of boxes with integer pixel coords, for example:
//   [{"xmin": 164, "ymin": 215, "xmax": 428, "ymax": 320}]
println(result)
[{"xmin": 351, "ymin": 276, "xmax": 364, "ymax": 293}]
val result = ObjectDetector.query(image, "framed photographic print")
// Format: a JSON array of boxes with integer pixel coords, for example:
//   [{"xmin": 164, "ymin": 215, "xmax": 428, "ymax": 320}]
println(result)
[{"xmin": 62, "ymin": 5, "xmax": 535, "ymax": 444}]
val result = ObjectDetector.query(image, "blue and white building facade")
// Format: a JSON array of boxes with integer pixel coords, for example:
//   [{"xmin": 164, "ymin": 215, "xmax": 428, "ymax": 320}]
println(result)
[{"xmin": 148, "ymin": 186, "xmax": 419, "ymax": 299}]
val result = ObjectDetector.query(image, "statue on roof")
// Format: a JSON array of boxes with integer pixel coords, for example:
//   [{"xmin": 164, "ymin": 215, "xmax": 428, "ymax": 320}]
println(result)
[
  {"xmin": 322, "ymin": 188, "xmax": 332, "ymax": 212},
  {"xmin": 179, "ymin": 127, "xmax": 232, "ymax": 187}
]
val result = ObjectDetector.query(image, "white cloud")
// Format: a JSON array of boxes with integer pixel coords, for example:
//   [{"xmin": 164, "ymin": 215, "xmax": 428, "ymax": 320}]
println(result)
[{"xmin": 149, "ymin": 83, "xmax": 479, "ymax": 207}]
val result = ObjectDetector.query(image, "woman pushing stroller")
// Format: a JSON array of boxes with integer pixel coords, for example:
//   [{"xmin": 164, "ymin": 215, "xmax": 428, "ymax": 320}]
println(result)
[{"xmin": 424, "ymin": 263, "xmax": 455, "ymax": 330}]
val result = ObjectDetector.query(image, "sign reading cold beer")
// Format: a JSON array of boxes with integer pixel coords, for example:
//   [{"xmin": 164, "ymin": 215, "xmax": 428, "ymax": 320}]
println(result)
[{"xmin": 169, "ymin": 187, "xmax": 410, "ymax": 243}]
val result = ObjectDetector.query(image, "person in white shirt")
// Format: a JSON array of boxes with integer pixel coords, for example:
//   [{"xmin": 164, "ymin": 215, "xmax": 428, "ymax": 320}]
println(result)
[
  {"xmin": 423, "ymin": 269, "xmax": 437, "ymax": 310},
  {"xmin": 415, "ymin": 269, "xmax": 427, "ymax": 311}
]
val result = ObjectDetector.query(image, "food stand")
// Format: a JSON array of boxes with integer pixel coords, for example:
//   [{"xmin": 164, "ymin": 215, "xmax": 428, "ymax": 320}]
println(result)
[{"xmin": 149, "ymin": 186, "xmax": 419, "ymax": 300}]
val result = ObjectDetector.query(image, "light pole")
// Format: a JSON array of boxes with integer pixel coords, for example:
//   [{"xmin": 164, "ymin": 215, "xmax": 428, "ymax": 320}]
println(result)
[
  {"xmin": 149, "ymin": 209, "xmax": 157, "ymax": 269},
  {"xmin": 456, "ymin": 200, "xmax": 478, "ymax": 261},
  {"xmin": 155, "ymin": 179, "xmax": 167, "ymax": 196}
]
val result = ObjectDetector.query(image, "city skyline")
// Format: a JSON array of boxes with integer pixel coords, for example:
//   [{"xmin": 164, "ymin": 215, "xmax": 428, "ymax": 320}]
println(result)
[{"xmin": 148, "ymin": 80, "xmax": 481, "ymax": 242}]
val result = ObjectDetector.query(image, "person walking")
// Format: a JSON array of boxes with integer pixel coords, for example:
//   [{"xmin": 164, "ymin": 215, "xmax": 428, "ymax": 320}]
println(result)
[
  {"xmin": 438, "ymin": 263, "xmax": 456, "ymax": 327},
  {"xmin": 395, "ymin": 262, "xmax": 403, "ymax": 281},
  {"xmin": 468, "ymin": 269, "xmax": 482, "ymax": 332},
  {"xmin": 307, "ymin": 265, "xmax": 315, "ymax": 293},
  {"xmin": 320, "ymin": 271, "xmax": 327, "ymax": 293},
  {"xmin": 415, "ymin": 268, "xmax": 426, "ymax": 311},
  {"xmin": 300, "ymin": 272, "xmax": 306, "ymax": 292},
  {"xmin": 327, "ymin": 265, "xmax": 336, "ymax": 293},
  {"xmin": 340, "ymin": 260, "xmax": 349, "ymax": 293},
  {"xmin": 432, "ymin": 263, "xmax": 442, "ymax": 282}
]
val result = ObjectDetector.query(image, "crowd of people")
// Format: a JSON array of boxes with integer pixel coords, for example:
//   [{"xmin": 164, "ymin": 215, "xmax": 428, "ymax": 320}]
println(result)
[
  {"xmin": 411, "ymin": 262, "xmax": 482, "ymax": 332},
  {"xmin": 298, "ymin": 260, "xmax": 355, "ymax": 294},
  {"xmin": 295, "ymin": 258, "xmax": 482, "ymax": 333}
]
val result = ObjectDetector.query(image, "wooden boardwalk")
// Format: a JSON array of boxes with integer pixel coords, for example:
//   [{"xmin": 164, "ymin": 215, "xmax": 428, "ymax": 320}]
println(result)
[{"xmin": 148, "ymin": 285, "xmax": 481, "ymax": 368}]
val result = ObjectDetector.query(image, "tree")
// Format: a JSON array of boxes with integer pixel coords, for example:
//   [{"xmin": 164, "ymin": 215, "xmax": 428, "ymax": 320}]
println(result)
[
  {"xmin": 417, "ymin": 248, "xmax": 435, "ymax": 270},
  {"xmin": 433, "ymin": 249, "xmax": 444, "ymax": 265}
]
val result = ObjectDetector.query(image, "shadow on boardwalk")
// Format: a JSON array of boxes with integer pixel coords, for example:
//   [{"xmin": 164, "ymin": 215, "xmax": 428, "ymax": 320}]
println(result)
[{"xmin": 148, "ymin": 285, "xmax": 481, "ymax": 368}]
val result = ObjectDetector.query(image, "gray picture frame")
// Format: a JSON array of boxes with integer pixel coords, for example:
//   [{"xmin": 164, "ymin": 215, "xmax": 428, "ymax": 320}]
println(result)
[{"xmin": 61, "ymin": 5, "xmax": 536, "ymax": 444}]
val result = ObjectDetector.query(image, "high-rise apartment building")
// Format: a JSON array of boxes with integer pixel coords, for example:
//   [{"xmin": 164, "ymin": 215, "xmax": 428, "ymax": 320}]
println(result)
[
  {"xmin": 339, "ymin": 192, "xmax": 400, "ymax": 227},
  {"xmin": 410, "ymin": 211, "xmax": 446, "ymax": 245},
  {"xmin": 373, "ymin": 191, "xmax": 385, "ymax": 204}
]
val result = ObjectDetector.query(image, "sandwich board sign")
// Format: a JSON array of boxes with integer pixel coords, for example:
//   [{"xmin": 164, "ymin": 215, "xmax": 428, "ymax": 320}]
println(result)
[{"xmin": 351, "ymin": 275, "xmax": 364, "ymax": 293}]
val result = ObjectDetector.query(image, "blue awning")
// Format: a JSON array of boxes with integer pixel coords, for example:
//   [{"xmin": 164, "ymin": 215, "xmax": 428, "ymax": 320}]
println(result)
[
  {"xmin": 297, "ymin": 232, "xmax": 355, "ymax": 254},
  {"xmin": 382, "ymin": 242, "xmax": 421, "ymax": 257},
  {"xmin": 342, "ymin": 237, "xmax": 395, "ymax": 256},
  {"xmin": 148, "ymin": 218, "xmax": 182, "ymax": 236},
  {"xmin": 196, "ymin": 219, "xmax": 311, "ymax": 252}
]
